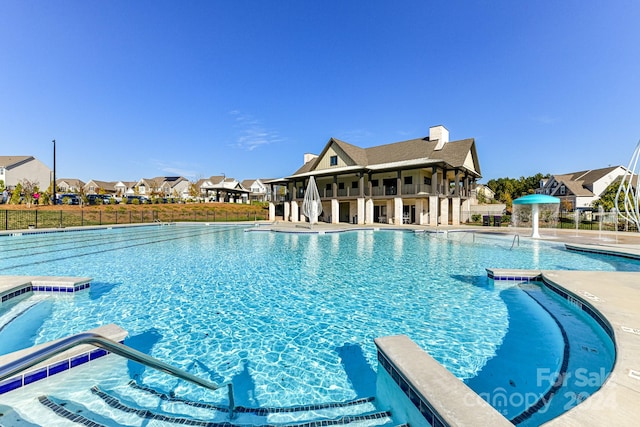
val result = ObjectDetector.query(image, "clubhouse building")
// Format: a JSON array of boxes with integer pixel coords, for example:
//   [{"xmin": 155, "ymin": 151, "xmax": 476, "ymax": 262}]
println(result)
[{"xmin": 270, "ymin": 125, "xmax": 482, "ymax": 226}]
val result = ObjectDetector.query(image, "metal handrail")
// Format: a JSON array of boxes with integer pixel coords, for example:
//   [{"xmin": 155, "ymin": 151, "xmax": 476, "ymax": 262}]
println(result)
[
  {"xmin": 0, "ymin": 332, "xmax": 235, "ymax": 417},
  {"xmin": 510, "ymin": 234, "xmax": 520, "ymax": 250}
]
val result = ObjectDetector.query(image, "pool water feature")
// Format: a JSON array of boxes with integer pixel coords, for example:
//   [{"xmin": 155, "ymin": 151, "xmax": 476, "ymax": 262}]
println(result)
[{"xmin": 0, "ymin": 225, "xmax": 637, "ymax": 425}]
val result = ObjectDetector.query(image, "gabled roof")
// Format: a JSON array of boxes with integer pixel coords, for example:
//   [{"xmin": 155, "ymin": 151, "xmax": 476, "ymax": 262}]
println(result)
[
  {"xmin": 57, "ymin": 178, "xmax": 86, "ymax": 187},
  {"xmin": 550, "ymin": 176, "xmax": 593, "ymax": 197},
  {"xmin": 547, "ymin": 166, "xmax": 626, "ymax": 197},
  {"xmin": 85, "ymin": 180, "xmax": 117, "ymax": 192},
  {"xmin": 555, "ymin": 166, "xmax": 621, "ymax": 188},
  {"xmin": 289, "ymin": 135, "xmax": 480, "ymax": 178},
  {"xmin": 0, "ymin": 156, "xmax": 36, "ymax": 169}
]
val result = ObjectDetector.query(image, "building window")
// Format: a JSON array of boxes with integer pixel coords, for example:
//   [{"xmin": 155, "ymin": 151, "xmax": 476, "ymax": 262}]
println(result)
[
  {"xmin": 371, "ymin": 179, "xmax": 379, "ymax": 187},
  {"xmin": 326, "ymin": 184, "xmax": 331, "ymax": 191},
  {"xmin": 560, "ymin": 185, "xmax": 566, "ymax": 195},
  {"xmin": 404, "ymin": 176, "xmax": 413, "ymax": 185},
  {"xmin": 351, "ymin": 181, "xmax": 358, "ymax": 189},
  {"xmin": 424, "ymin": 177, "xmax": 432, "ymax": 185},
  {"xmin": 330, "ymin": 155, "xmax": 338, "ymax": 166},
  {"xmin": 338, "ymin": 182, "xmax": 345, "ymax": 190}
]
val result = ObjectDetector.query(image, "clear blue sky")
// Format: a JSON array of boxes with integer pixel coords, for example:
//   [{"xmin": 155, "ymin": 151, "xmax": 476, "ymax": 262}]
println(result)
[{"xmin": 2, "ymin": 1, "xmax": 639, "ymax": 184}]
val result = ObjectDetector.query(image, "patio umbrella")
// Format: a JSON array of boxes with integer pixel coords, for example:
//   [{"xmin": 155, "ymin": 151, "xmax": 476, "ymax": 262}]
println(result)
[{"xmin": 302, "ymin": 176, "xmax": 323, "ymax": 226}]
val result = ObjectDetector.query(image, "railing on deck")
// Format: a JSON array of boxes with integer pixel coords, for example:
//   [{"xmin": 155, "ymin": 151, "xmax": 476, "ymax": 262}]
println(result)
[{"xmin": 0, "ymin": 332, "xmax": 235, "ymax": 417}]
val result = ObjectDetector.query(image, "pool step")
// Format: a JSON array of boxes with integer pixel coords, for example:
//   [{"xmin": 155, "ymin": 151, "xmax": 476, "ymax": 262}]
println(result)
[{"xmin": 39, "ymin": 384, "xmax": 393, "ymax": 427}]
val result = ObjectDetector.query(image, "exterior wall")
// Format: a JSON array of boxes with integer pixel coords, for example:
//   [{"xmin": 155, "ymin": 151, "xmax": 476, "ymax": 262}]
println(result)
[
  {"xmin": 5, "ymin": 158, "xmax": 51, "ymax": 190},
  {"xmin": 591, "ymin": 167, "xmax": 625, "ymax": 197},
  {"xmin": 315, "ymin": 144, "xmax": 355, "ymax": 170}
]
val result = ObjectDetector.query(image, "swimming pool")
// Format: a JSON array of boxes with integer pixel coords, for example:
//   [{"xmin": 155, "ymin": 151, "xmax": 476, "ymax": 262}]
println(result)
[{"xmin": 0, "ymin": 225, "xmax": 637, "ymax": 425}]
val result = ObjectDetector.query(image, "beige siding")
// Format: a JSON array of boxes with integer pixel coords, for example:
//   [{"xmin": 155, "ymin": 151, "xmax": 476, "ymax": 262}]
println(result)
[
  {"xmin": 463, "ymin": 152, "xmax": 477, "ymax": 173},
  {"xmin": 315, "ymin": 144, "xmax": 355, "ymax": 170}
]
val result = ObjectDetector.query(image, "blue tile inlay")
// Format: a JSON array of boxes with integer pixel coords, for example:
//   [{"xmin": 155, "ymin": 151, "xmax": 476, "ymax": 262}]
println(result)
[
  {"xmin": 377, "ymin": 350, "xmax": 447, "ymax": 427},
  {"xmin": 70, "ymin": 353, "xmax": 90, "ymax": 368},
  {"xmin": 0, "ymin": 340, "xmax": 122, "ymax": 396},
  {"xmin": 0, "ymin": 377, "xmax": 22, "ymax": 394},
  {"xmin": 90, "ymin": 348, "xmax": 108, "ymax": 360},
  {"xmin": 48, "ymin": 360, "xmax": 70, "ymax": 375},
  {"xmin": 1, "ymin": 281, "xmax": 91, "ymax": 305},
  {"xmin": 24, "ymin": 367, "xmax": 48, "ymax": 385}
]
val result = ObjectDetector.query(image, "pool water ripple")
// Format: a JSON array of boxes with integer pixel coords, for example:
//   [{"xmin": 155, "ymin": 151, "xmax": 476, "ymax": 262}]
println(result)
[{"xmin": 1, "ymin": 226, "xmax": 638, "ymax": 409}]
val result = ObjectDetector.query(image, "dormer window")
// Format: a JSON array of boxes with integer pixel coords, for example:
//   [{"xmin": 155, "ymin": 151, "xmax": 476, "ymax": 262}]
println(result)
[
  {"xmin": 330, "ymin": 155, "xmax": 338, "ymax": 166},
  {"xmin": 559, "ymin": 185, "xmax": 566, "ymax": 195}
]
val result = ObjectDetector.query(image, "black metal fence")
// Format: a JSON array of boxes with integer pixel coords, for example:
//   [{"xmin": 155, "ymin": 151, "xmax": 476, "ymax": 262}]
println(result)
[
  {"xmin": 0, "ymin": 209, "xmax": 268, "ymax": 231},
  {"xmin": 468, "ymin": 212, "xmax": 639, "ymax": 233}
]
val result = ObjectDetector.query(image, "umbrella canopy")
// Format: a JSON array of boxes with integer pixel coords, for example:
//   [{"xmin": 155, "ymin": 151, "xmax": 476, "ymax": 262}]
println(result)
[{"xmin": 302, "ymin": 176, "xmax": 323, "ymax": 225}]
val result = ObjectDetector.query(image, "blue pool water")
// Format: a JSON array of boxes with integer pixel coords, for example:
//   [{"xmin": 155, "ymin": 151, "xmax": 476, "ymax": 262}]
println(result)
[{"xmin": 0, "ymin": 225, "xmax": 637, "ymax": 421}]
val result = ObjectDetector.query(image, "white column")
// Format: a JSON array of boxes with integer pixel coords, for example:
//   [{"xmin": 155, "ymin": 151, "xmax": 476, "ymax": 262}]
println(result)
[
  {"xmin": 416, "ymin": 199, "xmax": 425, "ymax": 225},
  {"xmin": 365, "ymin": 198, "xmax": 374, "ymax": 224},
  {"xmin": 268, "ymin": 202, "xmax": 275, "ymax": 221},
  {"xmin": 451, "ymin": 197, "xmax": 460, "ymax": 226},
  {"xmin": 357, "ymin": 198, "xmax": 365, "ymax": 225},
  {"xmin": 284, "ymin": 202, "xmax": 290, "ymax": 222},
  {"xmin": 393, "ymin": 198, "xmax": 403, "ymax": 225},
  {"xmin": 440, "ymin": 198, "xmax": 449, "ymax": 225},
  {"xmin": 331, "ymin": 199, "xmax": 339, "ymax": 224},
  {"xmin": 291, "ymin": 201, "xmax": 299, "ymax": 223},
  {"xmin": 532, "ymin": 204, "xmax": 540, "ymax": 238},
  {"xmin": 429, "ymin": 196, "xmax": 438, "ymax": 226}
]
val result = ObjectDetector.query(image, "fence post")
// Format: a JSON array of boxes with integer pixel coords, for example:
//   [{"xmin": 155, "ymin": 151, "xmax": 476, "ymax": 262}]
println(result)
[
  {"xmin": 35, "ymin": 210, "xmax": 38, "ymax": 228},
  {"xmin": 59, "ymin": 210, "xmax": 63, "ymax": 228},
  {"xmin": 81, "ymin": 210, "xmax": 84, "ymax": 227}
]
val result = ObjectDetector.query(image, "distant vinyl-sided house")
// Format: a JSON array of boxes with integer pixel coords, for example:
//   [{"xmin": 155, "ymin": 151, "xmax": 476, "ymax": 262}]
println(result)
[
  {"xmin": 272, "ymin": 125, "xmax": 481, "ymax": 225},
  {"xmin": 537, "ymin": 166, "xmax": 627, "ymax": 210},
  {"xmin": 57, "ymin": 178, "xmax": 86, "ymax": 193},
  {"xmin": 241, "ymin": 179, "xmax": 269, "ymax": 202},
  {"xmin": 83, "ymin": 180, "xmax": 117, "ymax": 195},
  {"xmin": 0, "ymin": 156, "xmax": 52, "ymax": 190},
  {"xmin": 135, "ymin": 177, "xmax": 191, "ymax": 199}
]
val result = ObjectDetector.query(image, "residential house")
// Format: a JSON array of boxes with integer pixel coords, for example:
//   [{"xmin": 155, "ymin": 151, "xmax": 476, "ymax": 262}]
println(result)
[
  {"xmin": 57, "ymin": 178, "xmax": 86, "ymax": 193},
  {"xmin": 134, "ymin": 176, "xmax": 191, "ymax": 199},
  {"xmin": 473, "ymin": 183, "xmax": 496, "ymax": 201},
  {"xmin": 0, "ymin": 156, "xmax": 52, "ymax": 191},
  {"xmin": 537, "ymin": 166, "xmax": 627, "ymax": 210},
  {"xmin": 83, "ymin": 180, "xmax": 117, "ymax": 195},
  {"xmin": 159, "ymin": 176, "xmax": 191, "ymax": 199},
  {"xmin": 272, "ymin": 125, "xmax": 481, "ymax": 225},
  {"xmin": 241, "ymin": 179, "xmax": 269, "ymax": 202},
  {"xmin": 115, "ymin": 181, "xmax": 136, "ymax": 197}
]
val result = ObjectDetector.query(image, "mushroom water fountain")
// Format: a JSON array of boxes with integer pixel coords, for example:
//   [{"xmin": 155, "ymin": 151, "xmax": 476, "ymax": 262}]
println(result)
[{"xmin": 512, "ymin": 194, "xmax": 560, "ymax": 238}]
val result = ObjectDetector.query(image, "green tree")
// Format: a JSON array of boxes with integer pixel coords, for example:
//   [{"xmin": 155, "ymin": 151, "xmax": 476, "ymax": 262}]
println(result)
[
  {"xmin": 10, "ymin": 182, "xmax": 23, "ymax": 204},
  {"xmin": 592, "ymin": 179, "xmax": 621, "ymax": 211},
  {"xmin": 487, "ymin": 173, "xmax": 550, "ymax": 208}
]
